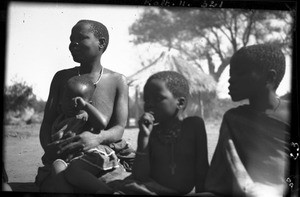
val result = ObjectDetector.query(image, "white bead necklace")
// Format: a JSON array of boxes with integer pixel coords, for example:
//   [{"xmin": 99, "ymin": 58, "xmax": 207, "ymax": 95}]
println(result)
[{"xmin": 77, "ymin": 66, "xmax": 104, "ymax": 87}]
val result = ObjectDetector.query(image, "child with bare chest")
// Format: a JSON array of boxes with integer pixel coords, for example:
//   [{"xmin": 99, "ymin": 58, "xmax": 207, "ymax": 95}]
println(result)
[{"xmin": 126, "ymin": 71, "xmax": 209, "ymax": 195}]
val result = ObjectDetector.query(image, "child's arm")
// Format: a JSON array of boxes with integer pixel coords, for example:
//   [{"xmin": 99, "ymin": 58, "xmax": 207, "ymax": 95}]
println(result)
[
  {"xmin": 132, "ymin": 112, "xmax": 155, "ymax": 182},
  {"xmin": 74, "ymin": 97, "xmax": 107, "ymax": 131},
  {"xmin": 193, "ymin": 117, "xmax": 209, "ymax": 193},
  {"xmin": 226, "ymin": 139, "xmax": 282, "ymax": 197}
]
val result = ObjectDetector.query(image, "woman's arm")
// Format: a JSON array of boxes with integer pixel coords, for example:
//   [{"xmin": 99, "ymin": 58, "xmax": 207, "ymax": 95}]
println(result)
[
  {"xmin": 40, "ymin": 71, "xmax": 62, "ymax": 151},
  {"xmin": 58, "ymin": 74, "xmax": 129, "ymax": 152},
  {"xmin": 96, "ymin": 74, "xmax": 128, "ymax": 144},
  {"xmin": 74, "ymin": 97, "xmax": 107, "ymax": 130}
]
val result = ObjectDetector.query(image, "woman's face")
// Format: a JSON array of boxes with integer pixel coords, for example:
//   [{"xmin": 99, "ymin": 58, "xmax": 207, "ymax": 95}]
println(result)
[
  {"xmin": 143, "ymin": 79, "xmax": 179, "ymax": 123},
  {"xmin": 69, "ymin": 22, "xmax": 100, "ymax": 64}
]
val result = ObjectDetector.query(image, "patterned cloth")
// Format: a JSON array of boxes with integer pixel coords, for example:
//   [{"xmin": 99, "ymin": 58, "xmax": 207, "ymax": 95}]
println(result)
[
  {"xmin": 109, "ymin": 139, "xmax": 136, "ymax": 172},
  {"xmin": 205, "ymin": 105, "xmax": 290, "ymax": 196},
  {"xmin": 76, "ymin": 145, "xmax": 119, "ymax": 171},
  {"xmin": 36, "ymin": 116, "xmax": 131, "ymax": 189}
]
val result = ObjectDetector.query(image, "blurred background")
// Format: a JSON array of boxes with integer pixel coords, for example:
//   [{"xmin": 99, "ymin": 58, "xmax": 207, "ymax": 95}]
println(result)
[{"xmin": 4, "ymin": 2, "xmax": 293, "ymax": 126}]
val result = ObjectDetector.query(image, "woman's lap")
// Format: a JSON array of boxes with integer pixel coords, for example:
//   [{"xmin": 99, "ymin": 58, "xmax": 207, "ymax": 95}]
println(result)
[{"xmin": 37, "ymin": 163, "xmax": 130, "ymax": 193}]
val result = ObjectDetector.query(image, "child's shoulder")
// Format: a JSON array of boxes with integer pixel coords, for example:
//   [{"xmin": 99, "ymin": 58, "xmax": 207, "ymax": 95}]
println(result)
[
  {"xmin": 273, "ymin": 99, "xmax": 291, "ymax": 124},
  {"xmin": 182, "ymin": 116, "xmax": 205, "ymax": 127},
  {"xmin": 222, "ymin": 105, "xmax": 251, "ymax": 121},
  {"xmin": 181, "ymin": 116, "xmax": 206, "ymax": 139},
  {"xmin": 224, "ymin": 104, "xmax": 249, "ymax": 115}
]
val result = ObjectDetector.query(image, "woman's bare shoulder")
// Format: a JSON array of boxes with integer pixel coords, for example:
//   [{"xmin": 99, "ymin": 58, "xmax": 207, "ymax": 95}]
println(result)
[
  {"xmin": 103, "ymin": 68, "xmax": 128, "ymax": 85},
  {"xmin": 104, "ymin": 68, "xmax": 125, "ymax": 77},
  {"xmin": 52, "ymin": 67, "xmax": 77, "ymax": 82},
  {"xmin": 55, "ymin": 67, "xmax": 77, "ymax": 76}
]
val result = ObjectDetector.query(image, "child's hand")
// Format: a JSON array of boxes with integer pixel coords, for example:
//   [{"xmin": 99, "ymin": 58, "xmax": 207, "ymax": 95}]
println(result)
[
  {"xmin": 73, "ymin": 96, "xmax": 86, "ymax": 110},
  {"xmin": 138, "ymin": 112, "xmax": 155, "ymax": 137},
  {"xmin": 76, "ymin": 110, "xmax": 89, "ymax": 121}
]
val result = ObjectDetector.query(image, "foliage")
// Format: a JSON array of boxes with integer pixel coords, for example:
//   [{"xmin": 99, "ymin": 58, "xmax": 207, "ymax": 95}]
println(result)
[
  {"xmin": 4, "ymin": 80, "xmax": 46, "ymax": 125},
  {"xmin": 129, "ymin": 8, "xmax": 293, "ymax": 82},
  {"xmin": 4, "ymin": 80, "xmax": 35, "ymax": 113}
]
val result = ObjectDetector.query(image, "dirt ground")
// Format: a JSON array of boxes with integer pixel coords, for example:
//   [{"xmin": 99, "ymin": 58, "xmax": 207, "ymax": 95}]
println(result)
[{"xmin": 2, "ymin": 120, "xmax": 220, "ymax": 192}]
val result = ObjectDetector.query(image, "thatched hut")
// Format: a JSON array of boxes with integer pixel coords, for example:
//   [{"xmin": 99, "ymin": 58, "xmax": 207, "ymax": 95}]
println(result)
[{"xmin": 128, "ymin": 51, "xmax": 217, "ymax": 124}]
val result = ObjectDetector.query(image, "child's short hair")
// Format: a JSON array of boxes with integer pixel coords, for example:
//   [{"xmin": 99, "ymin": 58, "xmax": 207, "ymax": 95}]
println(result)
[
  {"xmin": 230, "ymin": 43, "xmax": 286, "ymax": 89},
  {"xmin": 66, "ymin": 75, "xmax": 95, "ymax": 101},
  {"xmin": 146, "ymin": 71, "xmax": 190, "ymax": 99},
  {"xmin": 77, "ymin": 20, "xmax": 109, "ymax": 52}
]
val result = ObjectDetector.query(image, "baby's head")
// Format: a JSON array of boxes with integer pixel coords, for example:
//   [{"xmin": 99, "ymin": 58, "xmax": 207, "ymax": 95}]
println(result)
[
  {"xmin": 229, "ymin": 44, "xmax": 286, "ymax": 101},
  {"xmin": 143, "ymin": 71, "xmax": 189, "ymax": 122},
  {"xmin": 61, "ymin": 75, "xmax": 95, "ymax": 116}
]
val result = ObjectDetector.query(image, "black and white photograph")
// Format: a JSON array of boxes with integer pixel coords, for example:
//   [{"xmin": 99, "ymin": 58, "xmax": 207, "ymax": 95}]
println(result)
[{"xmin": 2, "ymin": 0, "xmax": 298, "ymax": 196}]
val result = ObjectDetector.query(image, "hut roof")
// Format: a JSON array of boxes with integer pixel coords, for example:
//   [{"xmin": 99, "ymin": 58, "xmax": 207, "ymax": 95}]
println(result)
[{"xmin": 128, "ymin": 51, "xmax": 217, "ymax": 95}]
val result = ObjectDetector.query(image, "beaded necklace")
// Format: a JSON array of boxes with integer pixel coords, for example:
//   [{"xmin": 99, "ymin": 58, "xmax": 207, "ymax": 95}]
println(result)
[
  {"xmin": 77, "ymin": 66, "xmax": 104, "ymax": 87},
  {"xmin": 156, "ymin": 120, "xmax": 182, "ymax": 175}
]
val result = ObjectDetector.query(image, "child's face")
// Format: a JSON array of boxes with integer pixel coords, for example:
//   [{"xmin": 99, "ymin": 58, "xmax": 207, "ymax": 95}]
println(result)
[
  {"xmin": 143, "ymin": 79, "xmax": 180, "ymax": 123},
  {"xmin": 229, "ymin": 61, "xmax": 265, "ymax": 101},
  {"xmin": 69, "ymin": 22, "xmax": 101, "ymax": 63}
]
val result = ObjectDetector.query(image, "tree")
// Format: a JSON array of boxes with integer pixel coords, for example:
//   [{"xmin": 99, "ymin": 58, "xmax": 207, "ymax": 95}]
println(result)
[
  {"xmin": 4, "ymin": 80, "xmax": 45, "ymax": 113},
  {"xmin": 129, "ymin": 8, "xmax": 293, "ymax": 82}
]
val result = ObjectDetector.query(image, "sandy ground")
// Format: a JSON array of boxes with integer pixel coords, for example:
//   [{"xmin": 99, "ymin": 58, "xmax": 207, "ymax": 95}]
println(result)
[{"xmin": 3, "ymin": 120, "xmax": 220, "ymax": 192}]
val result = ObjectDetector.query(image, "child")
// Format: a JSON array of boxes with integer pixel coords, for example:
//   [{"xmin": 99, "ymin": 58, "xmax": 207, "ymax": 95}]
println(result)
[
  {"xmin": 35, "ymin": 19, "xmax": 129, "ymax": 193},
  {"xmin": 123, "ymin": 71, "xmax": 209, "ymax": 195},
  {"xmin": 50, "ymin": 74, "xmax": 119, "ymax": 194},
  {"xmin": 51, "ymin": 74, "xmax": 106, "ymax": 145},
  {"xmin": 205, "ymin": 44, "xmax": 290, "ymax": 196}
]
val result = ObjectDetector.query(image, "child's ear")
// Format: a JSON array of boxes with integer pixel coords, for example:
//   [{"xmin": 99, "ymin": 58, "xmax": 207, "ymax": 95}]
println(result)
[
  {"xmin": 266, "ymin": 69, "xmax": 277, "ymax": 87},
  {"xmin": 177, "ymin": 97, "xmax": 187, "ymax": 109},
  {"xmin": 98, "ymin": 38, "xmax": 106, "ymax": 50}
]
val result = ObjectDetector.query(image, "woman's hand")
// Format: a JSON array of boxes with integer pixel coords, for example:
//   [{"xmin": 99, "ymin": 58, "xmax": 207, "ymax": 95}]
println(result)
[
  {"xmin": 45, "ymin": 139, "xmax": 64, "ymax": 161},
  {"xmin": 57, "ymin": 131, "xmax": 101, "ymax": 154}
]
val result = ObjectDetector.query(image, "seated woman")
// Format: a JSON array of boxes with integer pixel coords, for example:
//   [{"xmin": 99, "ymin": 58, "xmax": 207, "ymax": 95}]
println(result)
[{"xmin": 35, "ymin": 19, "xmax": 131, "ymax": 193}]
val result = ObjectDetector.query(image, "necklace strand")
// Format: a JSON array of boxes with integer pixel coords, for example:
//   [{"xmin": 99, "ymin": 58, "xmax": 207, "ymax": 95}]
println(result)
[
  {"xmin": 77, "ymin": 66, "xmax": 104, "ymax": 87},
  {"xmin": 156, "ymin": 121, "xmax": 182, "ymax": 175},
  {"xmin": 274, "ymin": 97, "xmax": 281, "ymax": 112}
]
